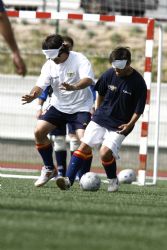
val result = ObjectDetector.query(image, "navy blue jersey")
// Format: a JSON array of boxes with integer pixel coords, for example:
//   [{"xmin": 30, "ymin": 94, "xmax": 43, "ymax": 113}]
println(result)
[
  {"xmin": 92, "ymin": 68, "xmax": 147, "ymax": 131},
  {"xmin": 0, "ymin": 0, "xmax": 5, "ymax": 11}
]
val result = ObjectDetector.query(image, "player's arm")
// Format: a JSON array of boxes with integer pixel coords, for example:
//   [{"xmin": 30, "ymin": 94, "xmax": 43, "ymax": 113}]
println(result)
[
  {"xmin": 21, "ymin": 86, "xmax": 43, "ymax": 105},
  {"xmin": 60, "ymin": 77, "xmax": 92, "ymax": 91},
  {"xmin": 0, "ymin": 10, "xmax": 26, "ymax": 76},
  {"xmin": 60, "ymin": 54, "xmax": 94, "ymax": 91},
  {"xmin": 118, "ymin": 79, "xmax": 147, "ymax": 134},
  {"xmin": 95, "ymin": 93, "xmax": 105, "ymax": 110},
  {"xmin": 36, "ymin": 87, "xmax": 50, "ymax": 118},
  {"xmin": 117, "ymin": 113, "xmax": 141, "ymax": 135}
]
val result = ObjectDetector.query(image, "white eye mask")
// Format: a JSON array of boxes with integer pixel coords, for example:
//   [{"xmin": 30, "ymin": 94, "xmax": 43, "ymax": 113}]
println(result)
[
  {"xmin": 42, "ymin": 48, "xmax": 61, "ymax": 59},
  {"xmin": 112, "ymin": 60, "xmax": 127, "ymax": 69}
]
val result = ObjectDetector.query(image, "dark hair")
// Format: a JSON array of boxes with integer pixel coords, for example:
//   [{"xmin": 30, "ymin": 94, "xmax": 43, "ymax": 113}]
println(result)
[
  {"xmin": 42, "ymin": 34, "xmax": 63, "ymax": 49},
  {"xmin": 109, "ymin": 47, "xmax": 131, "ymax": 64},
  {"xmin": 63, "ymin": 36, "xmax": 74, "ymax": 49},
  {"xmin": 42, "ymin": 34, "xmax": 69, "ymax": 55}
]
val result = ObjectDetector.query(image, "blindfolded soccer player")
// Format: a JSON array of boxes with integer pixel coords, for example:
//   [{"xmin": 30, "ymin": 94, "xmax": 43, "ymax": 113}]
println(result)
[{"xmin": 56, "ymin": 47, "xmax": 147, "ymax": 192}]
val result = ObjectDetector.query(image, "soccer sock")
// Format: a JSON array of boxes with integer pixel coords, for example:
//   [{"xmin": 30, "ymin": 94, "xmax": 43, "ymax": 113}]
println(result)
[
  {"xmin": 70, "ymin": 150, "xmax": 79, "ymax": 179},
  {"xmin": 77, "ymin": 154, "xmax": 93, "ymax": 179},
  {"xmin": 102, "ymin": 157, "xmax": 117, "ymax": 179},
  {"xmin": 66, "ymin": 150, "xmax": 92, "ymax": 185},
  {"xmin": 36, "ymin": 143, "xmax": 54, "ymax": 170},
  {"xmin": 55, "ymin": 150, "xmax": 67, "ymax": 177},
  {"xmin": 70, "ymin": 151, "xmax": 74, "ymax": 156}
]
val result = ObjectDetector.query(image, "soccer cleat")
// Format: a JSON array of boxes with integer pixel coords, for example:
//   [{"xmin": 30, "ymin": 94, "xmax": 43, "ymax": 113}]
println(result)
[
  {"xmin": 108, "ymin": 177, "xmax": 119, "ymax": 192},
  {"xmin": 56, "ymin": 177, "xmax": 71, "ymax": 190},
  {"xmin": 34, "ymin": 166, "xmax": 58, "ymax": 187}
]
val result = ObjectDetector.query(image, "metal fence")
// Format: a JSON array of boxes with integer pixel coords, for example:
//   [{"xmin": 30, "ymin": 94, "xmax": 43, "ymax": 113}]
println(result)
[
  {"xmin": 0, "ymin": 3, "xmax": 167, "ymax": 175},
  {"xmin": 3, "ymin": 0, "xmax": 167, "ymax": 19}
]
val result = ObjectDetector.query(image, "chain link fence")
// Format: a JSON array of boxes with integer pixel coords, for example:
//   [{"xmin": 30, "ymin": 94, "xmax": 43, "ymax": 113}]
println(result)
[{"xmin": 0, "ymin": 1, "xmax": 167, "ymax": 174}]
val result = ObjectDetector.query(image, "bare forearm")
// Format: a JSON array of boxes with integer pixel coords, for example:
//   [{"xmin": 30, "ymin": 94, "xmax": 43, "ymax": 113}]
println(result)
[
  {"xmin": 22, "ymin": 86, "xmax": 43, "ymax": 104},
  {"xmin": 0, "ymin": 12, "xmax": 19, "ymax": 53},
  {"xmin": 30, "ymin": 86, "xmax": 43, "ymax": 98},
  {"xmin": 73, "ymin": 78, "xmax": 92, "ymax": 90},
  {"xmin": 128, "ymin": 113, "xmax": 141, "ymax": 127},
  {"xmin": 118, "ymin": 113, "xmax": 141, "ymax": 134},
  {"xmin": 60, "ymin": 78, "xmax": 93, "ymax": 91}
]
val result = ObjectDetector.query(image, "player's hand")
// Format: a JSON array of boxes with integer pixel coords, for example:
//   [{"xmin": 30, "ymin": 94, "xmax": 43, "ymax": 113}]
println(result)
[
  {"xmin": 59, "ymin": 82, "xmax": 75, "ymax": 91},
  {"xmin": 13, "ymin": 52, "xmax": 27, "ymax": 76},
  {"xmin": 21, "ymin": 91, "xmax": 38, "ymax": 104},
  {"xmin": 117, "ymin": 123, "xmax": 132, "ymax": 135}
]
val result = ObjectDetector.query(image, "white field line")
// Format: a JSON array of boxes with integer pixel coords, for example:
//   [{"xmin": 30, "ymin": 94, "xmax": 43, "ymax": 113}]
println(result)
[
  {"xmin": 0, "ymin": 167, "xmax": 39, "ymax": 173},
  {"xmin": 0, "ymin": 173, "xmax": 39, "ymax": 179},
  {"xmin": 0, "ymin": 172, "xmax": 167, "ymax": 181}
]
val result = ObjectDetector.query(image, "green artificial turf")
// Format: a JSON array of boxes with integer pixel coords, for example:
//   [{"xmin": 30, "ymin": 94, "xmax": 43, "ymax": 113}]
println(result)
[{"xmin": 0, "ymin": 178, "xmax": 167, "ymax": 250}]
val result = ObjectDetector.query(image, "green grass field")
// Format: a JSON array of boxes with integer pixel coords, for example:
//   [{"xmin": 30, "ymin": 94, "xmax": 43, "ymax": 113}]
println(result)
[{"xmin": 0, "ymin": 177, "xmax": 167, "ymax": 250}]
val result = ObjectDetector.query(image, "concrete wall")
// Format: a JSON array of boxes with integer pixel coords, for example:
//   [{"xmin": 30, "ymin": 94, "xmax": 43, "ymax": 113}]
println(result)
[{"xmin": 0, "ymin": 74, "xmax": 166, "ymax": 147}]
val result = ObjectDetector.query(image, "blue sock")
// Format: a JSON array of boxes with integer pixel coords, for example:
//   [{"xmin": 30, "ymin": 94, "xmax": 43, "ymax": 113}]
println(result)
[
  {"xmin": 36, "ymin": 143, "xmax": 54, "ymax": 170},
  {"xmin": 55, "ymin": 150, "xmax": 67, "ymax": 177},
  {"xmin": 77, "ymin": 156, "xmax": 92, "ymax": 179},
  {"xmin": 102, "ymin": 158, "xmax": 117, "ymax": 179},
  {"xmin": 66, "ymin": 150, "xmax": 90, "ymax": 185}
]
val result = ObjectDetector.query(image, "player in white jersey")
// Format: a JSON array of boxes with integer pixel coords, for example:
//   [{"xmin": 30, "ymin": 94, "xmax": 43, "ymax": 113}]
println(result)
[
  {"xmin": 36, "ymin": 36, "xmax": 80, "ymax": 178},
  {"xmin": 22, "ymin": 34, "xmax": 95, "ymax": 187}
]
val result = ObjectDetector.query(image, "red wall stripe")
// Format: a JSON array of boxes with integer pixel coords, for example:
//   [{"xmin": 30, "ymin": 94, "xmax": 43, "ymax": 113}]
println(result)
[
  {"xmin": 7, "ymin": 10, "xmax": 19, "ymax": 17},
  {"xmin": 100, "ymin": 15, "xmax": 115, "ymax": 22},
  {"xmin": 132, "ymin": 16, "xmax": 148, "ymax": 24},
  {"xmin": 36, "ymin": 12, "xmax": 51, "ymax": 19},
  {"xmin": 147, "ymin": 19, "xmax": 154, "ymax": 40},
  {"xmin": 141, "ymin": 122, "xmax": 149, "ymax": 137},
  {"xmin": 145, "ymin": 57, "xmax": 152, "ymax": 72},
  {"xmin": 146, "ymin": 89, "xmax": 151, "ymax": 104},
  {"xmin": 68, "ymin": 13, "xmax": 83, "ymax": 20},
  {"xmin": 139, "ymin": 154, "xmax": 147, "ymax": 170}
]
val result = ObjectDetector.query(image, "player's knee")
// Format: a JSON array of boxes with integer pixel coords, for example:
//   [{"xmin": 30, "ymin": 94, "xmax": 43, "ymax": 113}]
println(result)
[
  {"xmin": 70, "ymin": 138, "xmax": 80, "ymax": 152},
  {"xmin": 52, "ymin": 136, "xmax": 66, "ymax": 151},
  {"xmin": 99, "ymin": 147, "xmax": 114, "ymax": 161},
  {"xmin": 78, "ymin": 143, "xmax": 92, "ymax": 155},
  {"xmin": 34, "ymin": 127, "xmax": 44, "ymax": 141}
]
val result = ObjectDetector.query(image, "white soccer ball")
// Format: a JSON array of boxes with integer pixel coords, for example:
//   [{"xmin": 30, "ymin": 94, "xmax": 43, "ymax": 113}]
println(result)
[
  {"xmin": 118, "ymin": 169, "xmax": 136, "ymax": 184},
  {"xmin": 79, "ymin": 172, "xmax": 101, "ymax": 191}
]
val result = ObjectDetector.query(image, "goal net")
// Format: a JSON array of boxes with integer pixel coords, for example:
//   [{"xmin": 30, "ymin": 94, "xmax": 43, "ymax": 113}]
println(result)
[{"xmin": 0, "ymin": 10, "xmax": 156, "ymax": 184}]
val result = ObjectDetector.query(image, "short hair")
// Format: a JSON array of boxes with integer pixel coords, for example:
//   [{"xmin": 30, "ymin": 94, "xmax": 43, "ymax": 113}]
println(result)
[
  {"xmin": 42, "ymin": 34, "xmax": 69, "ymax": 55},
  {"xmin": 109, "ymin": 47, "xmax": 131, "ymax": 64},
  {"xmin": 42, "ymin": 34, "xmax": 63, "ymax": 49},
  {"xmin": 63, "ymin": 36, "xmax": 74, "ymax": 49}
]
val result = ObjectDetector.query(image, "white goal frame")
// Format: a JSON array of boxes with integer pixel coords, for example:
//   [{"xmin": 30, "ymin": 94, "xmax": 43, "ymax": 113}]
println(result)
[{"xmin": 6, "ymin": 10, "xmax": 157, "ymax": 185}]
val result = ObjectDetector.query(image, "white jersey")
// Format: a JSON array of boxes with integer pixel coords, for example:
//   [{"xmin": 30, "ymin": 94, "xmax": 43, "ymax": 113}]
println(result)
[{"xmin": 36, "ymin": 51, "xmax": 95, "ymax": 114}]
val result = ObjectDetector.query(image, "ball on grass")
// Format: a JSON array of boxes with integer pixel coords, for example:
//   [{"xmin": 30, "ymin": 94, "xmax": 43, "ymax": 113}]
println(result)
[{"xmin": 80, "ymin": 172, "xmax": 101, "ymax": 191}]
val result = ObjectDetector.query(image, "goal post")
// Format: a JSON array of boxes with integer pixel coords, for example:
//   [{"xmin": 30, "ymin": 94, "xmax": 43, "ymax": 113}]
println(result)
[{"xmin": 6, "ymin": 10, "xmax": 156, "ymax": 184}]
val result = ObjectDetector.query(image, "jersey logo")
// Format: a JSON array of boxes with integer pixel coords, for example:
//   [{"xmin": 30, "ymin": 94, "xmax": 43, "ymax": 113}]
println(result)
[
  {"xmin": 67, "ymin": 71, "xmax": 75, "ymax": 78},
  {"xmin": 108, "ymin": 85, "xmax": 117, "ymax": 92},
  {"xmin": 123, "ymin": 90, "xmax": 132, "ymax": 95}
]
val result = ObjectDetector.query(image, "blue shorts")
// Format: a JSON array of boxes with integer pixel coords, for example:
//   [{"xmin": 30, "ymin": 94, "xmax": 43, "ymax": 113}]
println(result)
[
  {"xmin": 49, "ymin": 123, "xmax": 75, "ymax": 136},
  {"xmin": 67, "ymin": 123, "xmax": 75, "ymax": 134},
  {"xmin": 39, "ymin": 106, "xmax": 91, "ymax": 136},
  {"xmin": 49, "ymin": 123, "xmax": 76, "ymax": 136}
]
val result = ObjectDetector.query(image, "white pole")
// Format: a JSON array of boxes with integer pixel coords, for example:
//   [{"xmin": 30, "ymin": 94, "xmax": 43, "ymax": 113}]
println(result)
[{"xmin": 153, "ymin": 24, "xmax": 163, "ymax": 185}]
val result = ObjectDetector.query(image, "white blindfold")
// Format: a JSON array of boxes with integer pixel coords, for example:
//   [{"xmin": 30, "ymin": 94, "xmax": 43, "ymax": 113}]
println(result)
[
  {"xmin": 112, "ymin": 60, "xmax": 127, "ymax": 69},
  {"xmin": 42, "ymin": 48, "xmax": 61, "ymax": 59}
]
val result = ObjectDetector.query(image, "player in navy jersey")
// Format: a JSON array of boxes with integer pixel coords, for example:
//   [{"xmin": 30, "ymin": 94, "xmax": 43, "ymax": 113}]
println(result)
[
  {"xmin": 56, "ymin": 47, "xmax": 147, "ymax": 192},
  {"xmin": 0, "ymin": 0, "xmax": 26, "ymax": 75}
]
